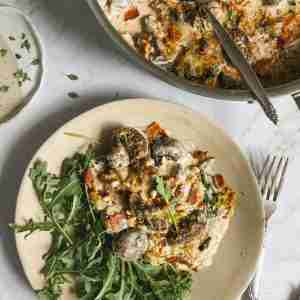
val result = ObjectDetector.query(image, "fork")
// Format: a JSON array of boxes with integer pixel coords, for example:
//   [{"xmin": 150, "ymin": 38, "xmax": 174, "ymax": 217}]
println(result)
[{"xmin": 243, "ymin": 155, "xmax": 289, "ymax": 300}]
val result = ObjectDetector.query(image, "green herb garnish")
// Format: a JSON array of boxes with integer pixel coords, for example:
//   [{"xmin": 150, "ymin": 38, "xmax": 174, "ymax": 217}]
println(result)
[
  {"xmin": 8, "ymin": 36, "xmax": 16, "ymax": 41},
  {"xmin": 155, "ymin": 176, "xmax": 178, "ymax": 227},
  {"xmin": 0, "ymin": 48, "xmax": 8, "ymax": 57},
  {"xmin": 15, "ymin": 53, "xmax": 22, "ymax": 60},
  {"xmin": 68, "ymin": 92, "xmax": 79, "ymax": 99},
  {"xmin": 13, "ymin": 69, "xmax": 31, "ymax": 86},
  {"xmin": 0, "ymin": 85, "xmax": 9, "ymax": 92},
  {"xmin": 11, "ymin": 152, "xmax": 192, "ymax": 300},
  {"xmin": 66, "ymin": 74, "xmax": 79, "ymax": 81},
  {"xmin": 31, "ymin": 58, "xmax": 40, "ymax": 65},
  {"xmin": 21, "ymin": 39, "xmax": 31, "ymax": 52}
]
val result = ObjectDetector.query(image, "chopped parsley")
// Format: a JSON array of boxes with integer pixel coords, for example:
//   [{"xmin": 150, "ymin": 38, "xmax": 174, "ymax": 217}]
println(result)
[
  {"xmin": 20, "ymin": 39, "xmax": 31, "ymax": 52},
  {"xmin": 68, "ymin": 92, "xmax": 79, "ymax": 99},
  {"xmin": 66, "ymin": 74, "xmax": 79, "ymax": 81},
  {"xmin": 0, "ymin": 48, "xmax": 8, "ymax": 57},
  {"xmin": 0, "ymin": 85, "xmax": 9, "ymax": 92},
  {"xmin": 14, "ymin": 69, "xmax": 31, "ymax": 86},
  {"xmin": 31, "ymin": 58, "xmax": 40, "ymax": 65}
]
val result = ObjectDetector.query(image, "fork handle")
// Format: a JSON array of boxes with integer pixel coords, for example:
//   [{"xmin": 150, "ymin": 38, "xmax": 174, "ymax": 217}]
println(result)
[{"xmin": 244, "ymin": 245, "xmax": 265, "ymax": 300}]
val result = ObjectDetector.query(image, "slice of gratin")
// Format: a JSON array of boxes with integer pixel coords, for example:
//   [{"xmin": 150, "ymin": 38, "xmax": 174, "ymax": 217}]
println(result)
[{"xmin": 84, "ymin": 122, "xmax": 235, "ymax": 272}]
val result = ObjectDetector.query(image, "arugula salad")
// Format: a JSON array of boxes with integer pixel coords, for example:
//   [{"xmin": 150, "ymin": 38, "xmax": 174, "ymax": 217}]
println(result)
[{"xmin": 12, "ymin": 122, "xmax": 235, "ymax": 300}]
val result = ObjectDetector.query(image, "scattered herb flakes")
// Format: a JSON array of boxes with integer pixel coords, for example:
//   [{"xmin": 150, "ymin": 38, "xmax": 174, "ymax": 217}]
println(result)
[
  {"xmin": 31, "ymin": 58, "xmax": 40, "ymax": 66},
  {"xmin": 0, "ymin": 85, "xmax": 9, "ymax": 92},
  {"xmin": 8, "ymin": 36, "xmax": 16, "ymax": 41},
  {"xmin": 21, "ymin": 39, "xmax": 31, "ymax": 52},
  {"xmin": 0, "ymin": 48, "xmax": 8, "ymax": 57},
  {"xmin": 66, "ymin": 74, "xmax": 79, "ymax": 81},
  {"xmin": 21, "ymin": 33, "xmax": 26, "ymax": 40},
  {"xmin": 14, "ymin": 69, "xmax": 31, "ymax": 86},
  {"xmin": 68, "ymin": 92, "xmax": 79, "ymax": 99},
  {"xmin": 15, "ymin": 53, "xmax": 22, "ymax": 60}
]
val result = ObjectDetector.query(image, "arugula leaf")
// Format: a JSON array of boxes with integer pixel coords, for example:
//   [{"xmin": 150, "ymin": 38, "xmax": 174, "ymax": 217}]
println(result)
[{"xmin": 11, "ymin": 152, "xmax": 192, "ymax": 300}]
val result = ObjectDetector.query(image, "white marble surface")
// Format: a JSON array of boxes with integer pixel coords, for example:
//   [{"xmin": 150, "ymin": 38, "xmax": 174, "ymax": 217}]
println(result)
[{"xmin": 0, "ymin": 1, "xmax": 299, "ymax": 300}]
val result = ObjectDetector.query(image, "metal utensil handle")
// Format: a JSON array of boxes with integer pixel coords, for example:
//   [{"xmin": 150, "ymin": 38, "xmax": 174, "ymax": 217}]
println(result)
[
  {"xmin": 292, "ymin": 91, "xmax": 300, "ymax": 110},
  {"xmin": 204, "ymin": 7, "xmax": 278, "ymax": 125},
  {"xmin": 244, "ymin": 245, "xmax": 265, "ymax": 300}
]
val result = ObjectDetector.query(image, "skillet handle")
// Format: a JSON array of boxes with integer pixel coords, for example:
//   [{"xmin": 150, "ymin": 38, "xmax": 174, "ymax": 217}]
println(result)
[{"xmin": 292, "ymin": 91, "xmax": 300, "ymax": 111}]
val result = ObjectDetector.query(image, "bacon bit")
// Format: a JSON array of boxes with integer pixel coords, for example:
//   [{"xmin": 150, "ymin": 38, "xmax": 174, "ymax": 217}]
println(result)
[
  {"xmin": 100, "ymin": 190, "xmax": 109, "ymax": 197},
  {"xmin": 280, "ymin": 14, "xmax": 300, "ymax": 46},
  {"xmin": 124, "ymin": 6, "xmax": 139, "ymax": 21},
  {"xmin": 84, "ymin": 168, "xmax": 94, "ymax": 188},
  {"xmin": 167, "ymin": 256, "xmax": 177, "ymax": 263},
  {"xmin": 222, "ymin": 64, "xmax": 241, "ymax": 81},
  {"xmin": 167, "ymin": 24, "xmax": 182, "ymax": 42},
  {"xmin": 228, "ymin": 191, "xmax": 236, "ymax": 202},
  {"xmin": 160, "ymin": 239, "xmax": 167, "ymax": 247},
  {"xmin": 213, "ymin": 174, "xmax": 225, "ymax": 189},
  {"xmin": 106, "ymin": 213, "xmax": 127, "ymax": 232},
  {"xmin": 187, "ymin": 190, "xmax": 200, "ymax": 205},
  {"xmin": 277, "ymin": 36, "xmax": 285, "ymax": 48},
  {"xmin": 255, "ymin": 58, "xmax": 274, "ymax": 77},
  {"xmin": 192, "ymin": 150, "xmax": 210, "ymax": 162},
  {"xmin": 167, "ymin": 256, "xmax": 193, "ymax": 268},
  {"xmin": 146, "ymin": 122, "xmax": 167, "ymax": 141}
]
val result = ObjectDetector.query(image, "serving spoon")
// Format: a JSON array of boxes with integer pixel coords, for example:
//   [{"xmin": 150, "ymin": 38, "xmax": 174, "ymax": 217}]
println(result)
[{"xmin": 196, "ymin": 1, "xmax": 279, "ymax": 125}]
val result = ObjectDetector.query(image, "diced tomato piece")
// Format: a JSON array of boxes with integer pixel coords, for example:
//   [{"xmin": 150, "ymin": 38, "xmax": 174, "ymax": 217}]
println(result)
[
  {"xmin": 106, "ymin": 213, "xmax": 128, "ymax": 233},
  {"xmin": 167, "ymin": 256, "xmax": 177, "ymax": 263},
  {"xmin": 213, "ymin": 174, "xmax": 225, "ymax": 189},
  {"xmin": 167, "ymin": 24, "xmax": 182, "ymax": 42},
  {"xmin": 146, "ymin": 122, "xmax": 167, "ymax": 141},
  {"xmin": 124, "ymin": 7, "xmax": 139, "ymax": 21},
  {"xmin": 188, "ymin": 190, "xmax": 199, "ymax": 205},
  {"xmin": 84, "ymin": 168, "xmax": 93, "ymax": 188},
  {"xmin": 280, "ymin": 14, "xmax": 300, "ymax": 46}
]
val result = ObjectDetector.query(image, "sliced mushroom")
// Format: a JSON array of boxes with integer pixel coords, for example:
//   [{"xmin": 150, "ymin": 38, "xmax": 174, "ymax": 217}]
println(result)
[
  {"xmin": 151, "ymin": 135, "xmax": 187, "ymax": 166},
  {"xmin": 114, "ymin": 230, "xmax": 148, "ymax": 261},
  {"xmin": 107, "ymin": 143, "xmax": 130, "ymax": 169},
  {"xmin": 110, "ymin": 127, "xmax": 149, "ymax": 167}
]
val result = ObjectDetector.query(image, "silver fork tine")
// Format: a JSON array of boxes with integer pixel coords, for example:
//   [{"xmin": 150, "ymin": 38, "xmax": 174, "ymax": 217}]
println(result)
[
  {"xmin": 266, "ymin": 157, "xmax": 284, "ymax": 201},
  {"xmin": 261, "ymin": 156, "xmax": 276, "ymax": 198},
  {"xmin": 257, "ymin": 154, "xmax": 270, "ymax": 182},
  {"xmin": 244, "ymin": 153, "xmax": 288, "ymax": 300},
  {"xmin": 273, "ymin": 158, "xmax": 289, "ymax": 202}
]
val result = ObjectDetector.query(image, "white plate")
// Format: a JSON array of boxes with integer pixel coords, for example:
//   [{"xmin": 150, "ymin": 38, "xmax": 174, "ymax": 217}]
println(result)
[{"xmin": 14, "ymin": 99, "xmax": 264, "ymax": 300}]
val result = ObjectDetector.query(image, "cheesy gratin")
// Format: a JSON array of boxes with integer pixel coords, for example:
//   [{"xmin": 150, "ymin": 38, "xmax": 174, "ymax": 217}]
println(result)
[
  {"xmin": 85, "ymin": 122, "xmax": 235, "ymax": 271},
  {"xmin": 99, "ymin": 0, "xmax": 300, "ymax": 88}
]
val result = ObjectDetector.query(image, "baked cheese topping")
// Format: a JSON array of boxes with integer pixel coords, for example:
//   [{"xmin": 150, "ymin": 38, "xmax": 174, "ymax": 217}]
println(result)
[
  {"xmin": 85, "ymin": 123, "xmax": 236, "ymax": 272},
  {"xmin": 99, "ymin": 0, "xmax": 300, "ymax": 88}
]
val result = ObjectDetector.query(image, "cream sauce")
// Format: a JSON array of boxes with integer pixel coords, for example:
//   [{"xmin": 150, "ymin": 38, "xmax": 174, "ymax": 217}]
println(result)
[{"xmin": 0, "ymin": 35, "xmax": 23, "ymax": 123}]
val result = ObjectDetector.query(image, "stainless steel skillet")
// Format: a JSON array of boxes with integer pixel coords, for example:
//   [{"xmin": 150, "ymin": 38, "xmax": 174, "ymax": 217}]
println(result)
[{"xmin": 86, "ymin": 0, "xmax": 300, "ymax": 103}]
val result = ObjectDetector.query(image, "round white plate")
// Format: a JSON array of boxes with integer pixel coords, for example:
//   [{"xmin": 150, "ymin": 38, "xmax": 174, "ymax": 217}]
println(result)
[{"xmin": 15, "ymin": 99, "xmax": 264, "ymax": 300}]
